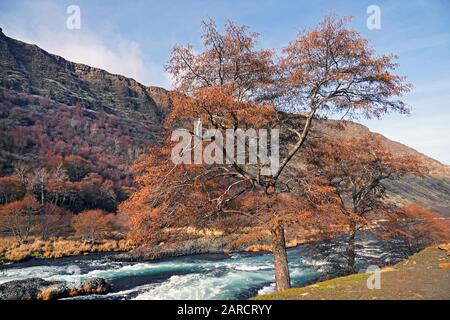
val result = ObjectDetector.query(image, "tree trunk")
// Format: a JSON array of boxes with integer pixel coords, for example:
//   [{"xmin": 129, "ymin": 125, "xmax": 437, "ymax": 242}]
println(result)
[
  {"xmin": 345, "ymin": 223, "xmax": 357, "ymax": 274},
  {"xmin": 271, "ymin": 221, "xmax": 291, "ymax": 291},
  {"xmin": 40, "ymin": 184, "xmax": 45, "ymax": 205}
]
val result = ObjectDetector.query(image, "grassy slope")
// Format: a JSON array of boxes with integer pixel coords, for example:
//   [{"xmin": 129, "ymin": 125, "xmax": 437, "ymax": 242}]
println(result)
[{"xmin": 255, "ymin": 244, "xmax": 450, "ymax": 300}]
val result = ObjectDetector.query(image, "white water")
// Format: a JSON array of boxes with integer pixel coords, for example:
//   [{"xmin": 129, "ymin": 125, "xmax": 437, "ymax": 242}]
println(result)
[{"xmin": 0, "ymin": 238, "xmax": 406, "ymax": 300}]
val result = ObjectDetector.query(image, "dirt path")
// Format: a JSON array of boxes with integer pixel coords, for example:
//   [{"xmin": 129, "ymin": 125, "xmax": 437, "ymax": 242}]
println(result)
[{"xmin": 255, "ymin": 244, "xmax": 450, "ymax": 300}]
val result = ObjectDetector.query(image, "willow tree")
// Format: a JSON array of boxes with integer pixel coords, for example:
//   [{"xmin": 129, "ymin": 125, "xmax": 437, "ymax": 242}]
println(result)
[{"xmin": 122, "ymin": 16, "xmax": 411, "ymax": 291}]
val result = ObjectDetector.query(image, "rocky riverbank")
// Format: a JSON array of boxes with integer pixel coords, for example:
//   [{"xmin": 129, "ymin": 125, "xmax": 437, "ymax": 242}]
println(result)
[
  {"xmin": 0, "ymin": 234, "xmax": 307, "ymax": 265},
  {"xmin": 0, "ymin": 277, "xmax": 110, "ymax": 300},
  {"xmin": 110, "ymin": 234, "xmax": 308, "ymax": 262},
  {"xmin": 111, "ymin": 235, "xmax": 241, "ymax": 262}
]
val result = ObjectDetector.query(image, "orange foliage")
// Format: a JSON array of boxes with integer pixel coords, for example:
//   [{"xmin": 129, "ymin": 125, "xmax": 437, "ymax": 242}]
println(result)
[
  {"xmin": 0, "ymin": 195, "xmax": 39, "ymax": 242},
  {"xmin": 123, "ymin": 15, "xmax": 412, "ymax": 253},
  {"xmin": 122, "ymin": 16, "xmax": 412, "ymax": 291},
  {"xmin": 279, "ymin": 15, "xmax": 411, "ymax": 118},
  {"xmin": 307, "ymin": 134, "xmax": 428, "ymax": 223},
  {"xmin": 37, "ymin": 203, "xmax": 72, "ymax": 240},
  {"xmin": 382, "ymin": 204, "xmax": 450, "ymax": 247},
  {"xmin": 71, "ymin": 209, "xmax": 114, "ymax": 243}
]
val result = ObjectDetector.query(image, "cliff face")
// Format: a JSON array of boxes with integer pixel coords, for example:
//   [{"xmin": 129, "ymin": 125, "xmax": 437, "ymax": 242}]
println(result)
[
  {"xmin": 0, "ymin": 29, "xmax": 448, "ymax": 217},
  {"xmin": 0, "ymin": 29, "xmax": 169, "ymax": 125}
]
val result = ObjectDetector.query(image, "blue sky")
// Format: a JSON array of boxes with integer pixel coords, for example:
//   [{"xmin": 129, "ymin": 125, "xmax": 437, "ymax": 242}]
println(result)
[{"xmin": 1, "ymin": 0, "xmax": 449, "ymax": 164}]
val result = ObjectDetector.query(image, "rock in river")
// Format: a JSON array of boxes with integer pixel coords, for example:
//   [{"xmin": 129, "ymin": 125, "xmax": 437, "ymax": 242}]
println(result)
[{"xmin": 0, "ymin": 277, "xmax": 110, "ymax": 300}]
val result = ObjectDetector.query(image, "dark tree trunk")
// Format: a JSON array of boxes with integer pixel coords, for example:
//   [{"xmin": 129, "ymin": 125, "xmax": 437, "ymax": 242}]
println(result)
[
  {"xmin": 345, "ymin": 223, "xmax": 357, "ymax": 274},
  {"xmin": 271, "ymin": 221, "xmax": 291, "ymax": 291}
]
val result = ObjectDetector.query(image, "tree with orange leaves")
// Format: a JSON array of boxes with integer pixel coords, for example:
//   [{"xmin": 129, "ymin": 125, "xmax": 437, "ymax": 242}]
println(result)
[
  {"xmin": 123, "ymin": 16, "xmax": 411, "ymax": 291},
  {"xmin": 72, "ymin": 209, "xmax": 114, "ymax": 243},
  {"xmin": 0, "ymin": 195, "xmax": 39, "ymax": 243},
  {"xmin": 306, "ymin": 135, "xmax": 428, "ymax": 273},
  {"xmin": 381, "ymin": 204, "xmax": 449, "ymax": 256},
  {"xmin": 37, "ymin": 203, "xmax": 71, "ymax": 240}
]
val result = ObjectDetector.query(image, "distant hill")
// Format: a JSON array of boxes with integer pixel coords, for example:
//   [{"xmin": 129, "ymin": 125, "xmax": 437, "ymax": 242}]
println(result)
[
  {"xmin": 0, "ymin": 28, "xmax": 169, "ymax": 125},
  {"xmin": 0, "ymin": 28, "xmax": 448, "ymax": 216}
]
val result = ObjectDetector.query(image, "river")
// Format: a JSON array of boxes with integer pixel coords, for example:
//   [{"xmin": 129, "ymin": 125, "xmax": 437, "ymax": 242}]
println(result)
[{"xmin": 0, "ymin": 238, "xmax": 408, "ymax": 300}]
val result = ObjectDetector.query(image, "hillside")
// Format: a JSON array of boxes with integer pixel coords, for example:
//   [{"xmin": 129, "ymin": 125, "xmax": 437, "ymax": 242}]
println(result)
[
  {"xmin": 0, "ymin": 28, "xmax": 169, "ymax": 124},
  {"xmin": 0, "ymin": 29, "xmax": 449, "ymax": 217},
  {"xmin": 0, "ymin": 29, "xmax": 169, "ymax": 213},
  {"xmin": 255, "ymin": 244, "xmax": 450, "ymax": 300},
  {"xmin": 0, "ymin": 88, "xmax": 161, "ymax": 212}
]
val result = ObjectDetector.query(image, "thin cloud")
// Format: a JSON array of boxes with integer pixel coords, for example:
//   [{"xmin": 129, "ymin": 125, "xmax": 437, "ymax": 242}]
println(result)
[{"xmin": 0, "ymin": 1, "xmax": 170, "ymax": 88}]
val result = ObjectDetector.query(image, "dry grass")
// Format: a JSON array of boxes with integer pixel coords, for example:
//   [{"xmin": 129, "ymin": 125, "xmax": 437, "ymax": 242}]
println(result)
[
  {"xmin": 244, "ymin": 239, "xmax": 307, "ymax": 253},
  {"xmin": 0, "ymin": 236, "xmax": 134, "ymax": 263}
]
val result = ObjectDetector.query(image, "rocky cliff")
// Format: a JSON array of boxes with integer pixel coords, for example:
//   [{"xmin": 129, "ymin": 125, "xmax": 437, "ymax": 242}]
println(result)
[{"xmin": 0, "ymin": 28, "xmax": 169, "ymax": 125}]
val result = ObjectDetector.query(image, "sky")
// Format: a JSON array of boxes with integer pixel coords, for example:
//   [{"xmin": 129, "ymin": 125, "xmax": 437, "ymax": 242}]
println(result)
[{"xmin": 0, "ymin": 0, "xmax": 449, "ymax": 164}]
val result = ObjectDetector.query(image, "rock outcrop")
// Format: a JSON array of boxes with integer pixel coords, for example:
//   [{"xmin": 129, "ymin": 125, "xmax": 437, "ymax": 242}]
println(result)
[{"xmin": 0, "ymin": 277, "xmax": 110, "ymax": 300}]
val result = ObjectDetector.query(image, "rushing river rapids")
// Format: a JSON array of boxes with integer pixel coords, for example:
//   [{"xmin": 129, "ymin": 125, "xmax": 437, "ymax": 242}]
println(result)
[{"xmin": 0, "ymin": 238, "xmax": 410, "ymax": 300}]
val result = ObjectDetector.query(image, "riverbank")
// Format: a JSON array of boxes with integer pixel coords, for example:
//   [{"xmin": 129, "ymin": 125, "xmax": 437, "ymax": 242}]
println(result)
[
  {"xmin": 110, "ymin": 234, "xmax": 307, "ymax": 262},
  {"xmin": 255, "ymin": 244, "xmax": 450, "ymax": 300},
  {"xmin": 1, "ymin": 234, "xmax": 305, "ymax": 265},
  {"xmin": 0, "ymin": 237, "xmax": 133, "ymax": 264}
]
